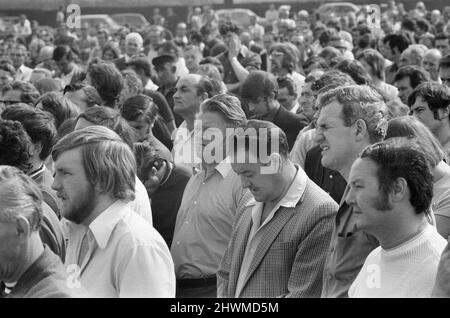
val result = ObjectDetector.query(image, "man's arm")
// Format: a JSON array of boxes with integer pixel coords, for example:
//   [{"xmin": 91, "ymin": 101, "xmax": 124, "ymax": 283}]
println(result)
[
  {"xmin": 432, "ymin": 238, "xmax": 450, "ymax": 297},
  {"xmin": 117, "ymin": 242, "xmax": 176, "ymax": 298}
]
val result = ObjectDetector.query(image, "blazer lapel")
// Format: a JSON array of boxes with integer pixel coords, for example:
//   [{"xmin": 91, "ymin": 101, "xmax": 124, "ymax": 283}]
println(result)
[
  {"xmin": 241, "ymin": 206, "xmax": 296, "ymax": 290},
  {"xmin": 228, "ymin": 208, "xmax": 253, "ymax": 297}
]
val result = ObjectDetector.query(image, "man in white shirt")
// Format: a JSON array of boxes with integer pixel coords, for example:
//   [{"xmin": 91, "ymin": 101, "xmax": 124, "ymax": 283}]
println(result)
[
  {"xmin": 52, "ymin": 126, "xmax": 175, "ymax": 297},
  {"xmin": 10, "ymin": 44, "xmax": 33, "ymax": 82},
  {"xmin": 171, "ymin": 74, "xmax": 221, "ymax": 172},
  {"xmin": 347, "ymin": 139, "xmax": 447, "ymax": 298}
]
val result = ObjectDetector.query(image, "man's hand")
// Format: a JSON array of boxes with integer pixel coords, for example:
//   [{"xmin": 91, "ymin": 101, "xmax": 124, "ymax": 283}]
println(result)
[
  {"xmin": 432, "ymin": 238, "xmax": 450, "ymax": 297},
  {"xmin": 143, "ymin": 160, "xmax": 167, "ymax": 195}
]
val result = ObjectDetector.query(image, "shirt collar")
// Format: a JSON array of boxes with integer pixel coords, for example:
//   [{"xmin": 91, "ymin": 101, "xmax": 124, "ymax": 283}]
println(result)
[
  {"xmin": 290, "ymin": 101, "xmax": 300, "ymax": 114},
  {"xmin": 214, "ymin": 156, "xmax": 232, "ymax": 178},
  {"xmin": 245, "ymin": 164, "xmax": 308, "ymax": 208},
  {"xmin": 88, "ymin": 200, "xmax": 129, "ymax": 249}
]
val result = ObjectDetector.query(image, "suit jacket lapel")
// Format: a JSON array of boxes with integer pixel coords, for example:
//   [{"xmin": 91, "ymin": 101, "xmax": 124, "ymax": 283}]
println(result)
[
  {"xmin": 229, "ymin": 209, "xmax": 253, "ymax": 297},
  {"xmin": 241, "ymin": 206, "xmax": 296, "ymax": 290}
]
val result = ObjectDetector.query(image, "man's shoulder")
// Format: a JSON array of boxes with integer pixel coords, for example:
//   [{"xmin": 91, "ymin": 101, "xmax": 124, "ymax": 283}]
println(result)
[{"xmin": 302, "ymin": 179, "xmax": 339, "ymax": 213}]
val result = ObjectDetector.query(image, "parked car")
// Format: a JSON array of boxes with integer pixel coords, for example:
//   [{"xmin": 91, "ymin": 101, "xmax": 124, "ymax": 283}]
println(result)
[
  {"xmin": 215, "ymin": 8, "xmax": 268, "ymax": 28},
  {"xmin": 80, "ymin": 14, "xmax": 121, "ymax": 34},
  {"xmin": 111, "ymin": 13, "xmax": 149, "ymax": 31},
  {"xmin": 315, "ymin": 2, "xmax": 360, "ymax": 23}
]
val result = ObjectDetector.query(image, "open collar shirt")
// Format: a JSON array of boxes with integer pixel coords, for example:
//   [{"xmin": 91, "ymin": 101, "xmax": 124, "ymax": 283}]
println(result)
[
  {"xmin": 234, "ymin": 165, "xmax": 307, "ymax": 297},
  {"xmin": 171, "ymin": 157, "xmax": 247, "ymax": 279},
  {"xmin": 64, "ymin": 200, "xmax": 175, "ymax": 298}
]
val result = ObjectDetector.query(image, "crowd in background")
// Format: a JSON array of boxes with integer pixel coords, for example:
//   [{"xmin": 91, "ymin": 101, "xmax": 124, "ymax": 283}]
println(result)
[{"xmin": 1, "ymin": 1, "xmax": 450, "ymax": 298}]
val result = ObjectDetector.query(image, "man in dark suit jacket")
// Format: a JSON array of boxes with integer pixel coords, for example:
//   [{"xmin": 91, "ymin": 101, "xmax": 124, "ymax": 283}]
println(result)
[
  {"xmin": 217, "ymin": 120, "xmax": 337, "ymax": 298},
  {"xmin": 240, "ymin": 71, "xmax": 308, "ymax": 150}
]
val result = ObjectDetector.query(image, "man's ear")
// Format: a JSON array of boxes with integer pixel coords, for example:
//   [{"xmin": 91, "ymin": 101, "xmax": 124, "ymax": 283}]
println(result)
[
  {"xmin": 353, "ymin": 118, "xmax": 368, "ymax": 142},
  {"xmin": 390, "ymin": 177, "xmax": 408, "ymax": 203},
  {"xmin": 15, "ymin": 215, "xmax": 31, "ymax": 240},
  {"xmin": 171, "ymin": 65, "xmax": 177, "ymax": 74},
  {"xmin": 261, "ymin": 152, "xmax": 281, "ymax": 175},
  {"xmin": 199, "ymin": 92, "xmax": 209, "ymax": 102},
  {"xmin": 438, "ymin": 106, "xmax": 450, "ymax": 120}
]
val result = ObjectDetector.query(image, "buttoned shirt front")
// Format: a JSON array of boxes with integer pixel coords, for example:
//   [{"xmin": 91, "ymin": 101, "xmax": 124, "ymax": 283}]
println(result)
[
  {"xmin": 171, "ymin": 158, "xmax": 246, "ymax": 279},
  {"xmin": 64, "ymin": 200, "xmax": 175, "ymax": 298},
  {"xmin": 172, "ymin": 121, "xmax": 202, "ymax": 173},
  {"xmin": 234, "ymin": 165, "xmax": 307, "ymax": 297}
]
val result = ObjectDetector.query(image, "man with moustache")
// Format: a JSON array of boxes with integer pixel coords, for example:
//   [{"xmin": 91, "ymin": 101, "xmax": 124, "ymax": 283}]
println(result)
[{"xmin": 51, "ymin": 126, "xmax": 175, "ymax": 297}]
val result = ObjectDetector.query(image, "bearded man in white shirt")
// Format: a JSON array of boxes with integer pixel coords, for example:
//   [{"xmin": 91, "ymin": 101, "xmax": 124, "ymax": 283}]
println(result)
[{"xmin": 51, "ymin": 126, "xmax": 175, "ymax": 298}]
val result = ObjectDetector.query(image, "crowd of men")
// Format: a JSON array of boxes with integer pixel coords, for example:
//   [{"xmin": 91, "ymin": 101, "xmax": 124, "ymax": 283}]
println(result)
[{"xmin": 1, "ymin": 1, "xmax": 450, "ymax": 298}]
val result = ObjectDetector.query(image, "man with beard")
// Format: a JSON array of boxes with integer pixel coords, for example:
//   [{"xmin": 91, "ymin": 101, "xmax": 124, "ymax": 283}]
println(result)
[{"xmin": 51, "ymin": 126, "xmax": 175, "ymax": 297}]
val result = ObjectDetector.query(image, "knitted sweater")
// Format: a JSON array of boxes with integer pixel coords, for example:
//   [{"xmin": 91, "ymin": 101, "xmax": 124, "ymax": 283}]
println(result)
[{"xmin": 349, "ymin": 224, "xmax": 446, "ymax": 298}]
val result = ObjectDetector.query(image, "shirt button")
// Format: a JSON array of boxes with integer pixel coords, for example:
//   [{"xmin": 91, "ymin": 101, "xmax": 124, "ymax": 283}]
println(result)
[
  {"xmin": 176, "ymin": 241, "xmax": 180, "ymax": 245},
  {"xmin": 329, "ymin": 174, "xmax": 333, "ymax": 179},
  {"xmin": 185, "ymin": 221, "xmax": 189, "ymax": 224},
  {"xmin": 193, "ymin": 201, "xmax": 197, "ymax": 205}
]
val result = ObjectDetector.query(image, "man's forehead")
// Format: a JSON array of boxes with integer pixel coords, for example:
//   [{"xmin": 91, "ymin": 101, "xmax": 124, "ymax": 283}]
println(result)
[{"xmin": 350, "ymin": 157, "xmax": 378, "ymax": 180}]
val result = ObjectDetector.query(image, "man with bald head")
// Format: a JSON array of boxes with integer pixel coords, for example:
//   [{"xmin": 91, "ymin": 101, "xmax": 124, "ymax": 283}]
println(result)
[
  {"xmin": 114, "ymin": 32, "xmax": 144, "ymax": 71},
  {"xmin": 171, "ymin": 74, "xmax": 221, "ymax": 172},
  {"xmin": 423, "ymin": 49, "xmax": 443, "ymax": 82}
]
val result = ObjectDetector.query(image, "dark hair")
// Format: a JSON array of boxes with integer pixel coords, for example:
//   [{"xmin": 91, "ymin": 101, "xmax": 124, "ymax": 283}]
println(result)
[
  {"xmin": 1, "ymin": 104, "xmax": 57, "ymax": 161},
  {"xmin": 241, "ymin": 71, "xmax": 278, "ymax": 102},
  {"xmin": 36, "ymin": 92, "xmax": 81, "ymax": 129},
  {"xmin": 386, "ymin": 116, "xmax": 445, "ymax": 166},
  {"xmin": 401, "ymin": 17, "xmax": 416, "ymax": 32},
  {"xmin": 277, "ymin": 76, "xmax": 297, "ymax": 96},
  {"xmin": 77, "ymin": 106, "xmax": 134, "ymax": 149},
  {"xmin": 102, "ymin": 42, "xmax": 120, "ymax": 60},
  {"xmin": 383, "ymin": 33, "xmax": 410, "ymax": 55},
  {"xmin": 361, "ymin": 139, "xmax": 433, "ymax": 214},
  {"xmin": 121, "ymin": 94, "xmax": 159, "ymax": 126},
  {"xmin": 394, "ymin": 65, "xmax": 431, "ymax": 89},
  {"xmin": 440, "ymin": 54, "xmax": 450, "ymax": 69},
  {"xmin": 416, "ymin": 19, "xmax": 430, "ymax": 33},
  {"xmin": 0, "ymin": 119, "xmax": 33, "ymax": 172},
  {"xmin": 318, "ymin": 28, "xmax": 337, "ymax": 47},
  {"xmin": 219, "ymin": 21, "xmax": 241, "ymax": 36},
  {"xmin": 52, "ymin": 45, "xmax": 75, "ymax": 62},
  {"xmin": 269, "ymin": 42, "xmax": 299, "ymax": 73},
  {"xmin": 303, "ymin": 56, "xmax": 328, "ymax": 71},
  {"xmin": 64, "ymin": 83, "xmax": 102, "ymax": 108},
  {"xmin": 407, "ymin": 82, "xmax": 450, "ymax": 119},
  {"xmin": 435, "ymin": 33, "xmax": 450, "ymax": 42},
  {"xmin": 127, "ymin": 57, "xmax": 152, "ymax": 78},
  {"xmin": 87, "ymin": 62, "xmax": 123, "ymax": 108}
]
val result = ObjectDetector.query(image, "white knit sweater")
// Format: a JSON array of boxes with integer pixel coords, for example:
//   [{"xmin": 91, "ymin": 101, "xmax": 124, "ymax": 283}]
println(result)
[{"xmin": 349, "ymin": 224, "xmax": 446, "ymax": 298}]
